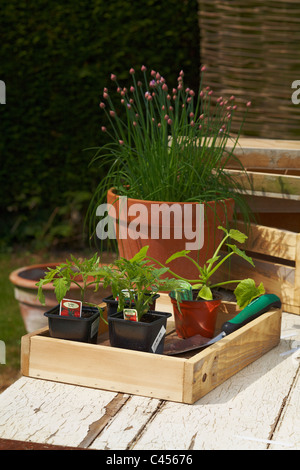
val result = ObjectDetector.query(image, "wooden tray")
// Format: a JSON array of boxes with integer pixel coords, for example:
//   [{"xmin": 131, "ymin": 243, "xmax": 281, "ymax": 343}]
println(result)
[{"xmin": 21, "ymin": 295, "xmax": 282, "ymax": 404}]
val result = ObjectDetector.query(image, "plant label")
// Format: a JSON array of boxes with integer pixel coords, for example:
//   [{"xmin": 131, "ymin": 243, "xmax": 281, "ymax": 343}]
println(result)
[
  {"xmin": 123, "ymin": 308, "xmax": 138, "ymax": 321},
  {"xmin": 151, "ymin": 325, "xmax": 166, "ymax": 353},
  {"xmin": 60, "ymin": 299, "xmax": 82, "ymax": 317}
]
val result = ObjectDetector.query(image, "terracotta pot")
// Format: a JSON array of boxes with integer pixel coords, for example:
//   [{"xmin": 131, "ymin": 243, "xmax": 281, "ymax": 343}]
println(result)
[
  {"xmin": 107, "ymin": 188, "xmax": 234, "ymax": 280},
  {"xmin": 170, "ymin": 294, "xmax": 221, "ymax": 339},
  {"xmin": 9, "ymin": 263, "xmax": 112, "ymax": 333}
]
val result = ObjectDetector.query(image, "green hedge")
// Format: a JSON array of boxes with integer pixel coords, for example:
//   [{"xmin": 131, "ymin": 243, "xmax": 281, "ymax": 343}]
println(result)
[{"xmin": 0, "ymin": 0, "xmax": 200, "ymax": 250}]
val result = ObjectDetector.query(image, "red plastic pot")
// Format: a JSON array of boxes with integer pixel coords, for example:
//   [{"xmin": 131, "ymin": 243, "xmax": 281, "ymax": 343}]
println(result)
[
  {"xmin": 170, "ymin": 295, "xmax": 221, "ymax": 339},
  {"xmin": 107, "ymin": 187, "xmax": 234, "ymax": 280}
]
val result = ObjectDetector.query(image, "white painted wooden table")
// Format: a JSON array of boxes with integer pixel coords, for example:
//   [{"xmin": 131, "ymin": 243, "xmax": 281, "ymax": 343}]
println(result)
[{"xmin": 0, "ymin": 311, "xmax": 299, "ymax": 451}]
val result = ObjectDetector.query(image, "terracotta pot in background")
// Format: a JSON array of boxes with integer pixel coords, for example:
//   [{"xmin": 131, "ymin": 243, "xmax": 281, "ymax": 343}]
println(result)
[
  {"xmin": 9, "ymin": 263, "xmax": 112, "ymax": 333},
  {"xmin": 107, "ymin": 188, "xmax": 234, "ymax": 280}
]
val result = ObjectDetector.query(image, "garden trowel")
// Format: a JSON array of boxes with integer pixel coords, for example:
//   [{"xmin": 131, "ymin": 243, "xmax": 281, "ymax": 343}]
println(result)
[{"xmin": 164, "ymin": 294, "xmax": 281, "ymax": 355}]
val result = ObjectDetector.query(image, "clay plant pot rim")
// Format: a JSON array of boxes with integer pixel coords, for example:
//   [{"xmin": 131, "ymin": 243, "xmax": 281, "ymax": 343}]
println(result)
[
  {"xmin": 108, "ymin": 187, "xmax": 234, "ymax": 207},
  {"xmin": 9, "ymin": 263, "xmax": 108, "ymax": 291}
]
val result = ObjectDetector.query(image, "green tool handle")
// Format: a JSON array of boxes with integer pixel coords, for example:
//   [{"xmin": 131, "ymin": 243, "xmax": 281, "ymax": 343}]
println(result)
[{"xmin": 221, "ymin": 294, "xmax": 281, "ymax": 336}]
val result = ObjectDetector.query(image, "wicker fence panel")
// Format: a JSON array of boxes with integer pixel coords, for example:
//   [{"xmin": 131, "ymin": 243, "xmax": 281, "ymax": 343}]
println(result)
[{"xmin": 198, "ymin": 0, "xmax": 300, "ymax": 139}]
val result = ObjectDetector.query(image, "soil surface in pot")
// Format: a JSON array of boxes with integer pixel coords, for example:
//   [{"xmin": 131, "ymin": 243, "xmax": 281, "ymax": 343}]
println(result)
[{"xmin": 139, "ymin": 313, "xmax": 159, "ymax": 323}]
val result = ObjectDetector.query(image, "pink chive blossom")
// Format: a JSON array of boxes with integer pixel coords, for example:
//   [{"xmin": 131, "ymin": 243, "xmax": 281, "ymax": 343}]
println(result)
[
  {"xmin": 109, "ymin": 110, "xmax": 116, "ymax": 117},
  {"xmin": 187, "ymin": 97, "xmax": 192, "ymax": 103},
  {"xmin": 246, "ymin": 101, "xmax": 252, "ymax": 107},
  {"xmin": 208, "ymin": 90, "xmax": 213, "ymax": 95},
  {"xmin": 151, "ymin": 70, "xmax": 156, "ymax": 77},
  {"xmin": 103, "ymin": 92, "xmax": 108, "ymax": 99},
  {"xmin": 164, "ymin": 114, "xmax": 169, "ymax": 120},
  {"xmin": 200, "ymin": 91, "xmax": 204, "ymax": 98},
  {"xmin": 172, "ymin": 88, "xmax": 177, "ymax": 94},
  {"xmin": 169, "ymin": 106, "xmax": 173, "ymax": 111},
  {"xmin": 119, "ymin": 140, "xmax": 124, "ymax": 145},
  {"xmin": 162, "ymin": 83, "xmax": 168, "ymax": 91},
  {"xmin": 167, "ymin": 119, "xmax": 172, "ymax": 125},
  {"xmin": 129, "ymin": 68, "xmax": 135, "ymax": 74},
  {"xmin": 111, "ymin": 74, "xmax": 116, "ymax": 81},
  {"xmin": 101, "ymin": 126, "xmax": 106, "ymax": 132},
  {"xmin": 179, "ymin": 70, "xmax": 184, "ymax": 77},
  {"xmin": 201, "ymin": 65, "xmax": 206, "ymax": 72},
  {"xmin": 158, "ymin": 123, "xmax": 162, "ymax": 128},
  {"xmin": 130, "ymin": 86, "xmax": 135, "ymax": 93},
  {"xmin": 190, "ymin": 112, "xmax": 194, "ymax": 118},
  {"xmin": 232, "ymin": 105, "xmax": 237, "ymax": 110},
  {"xmin": 177, "ymin": 84, "xmax": 183, "ymax": 91},
  {"xmin": 189, "ymin": 90, "xmax": 195, "ymax": 96},
  {"xmin": 200, "ymin": 114, "xmax": 204, "ymax": 120},
  {"xmin": 99, "ymin": 102, "xmax": 105, "ymax": 108},
  {"xmin": 121, "ymin": 99, "xmax": 124, "ymax": 104},
  {"xmin": 217, "ymin": 96, "xmax": 223, "ymax": 103},
  {"xmin": 230, "ymin": 95, "xmax": 235, "ymax": 101},
  {"xmin": 190, "ymin": 121, "xmax": 195, "ymax": 127},
  {"xmin": 133, "ymin": 121, "xmax": 137, "ymax": 126},
  {"xmin": 167, "ymin": 94, "xmax": 171, "ymax": 100},
  {"xmin": 141, "ymin": 65, "xmax": 147, "ymax": 72}
]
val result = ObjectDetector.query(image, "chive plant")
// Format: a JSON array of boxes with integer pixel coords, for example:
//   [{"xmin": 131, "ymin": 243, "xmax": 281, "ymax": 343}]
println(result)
[{"xmin": 87, "ymin": 66, "xmax": 252, "ymax": 238}]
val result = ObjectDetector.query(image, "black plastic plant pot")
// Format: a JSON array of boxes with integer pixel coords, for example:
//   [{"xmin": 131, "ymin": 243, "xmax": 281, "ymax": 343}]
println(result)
[
  {"xmin": 44, "ymin": 305, "xmax": 100, "ymax": 343},
  {"xmin": 103, "ymin": 293, "xmax": 160, "ymax": 317},
  {"xmin": 108, "ymin": 310, "xmax": 171, "ymax": 354}
]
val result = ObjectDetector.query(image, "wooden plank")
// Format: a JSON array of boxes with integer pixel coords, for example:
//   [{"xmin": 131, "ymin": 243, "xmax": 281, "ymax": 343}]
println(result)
[
  {"xmin": 225, "ymin": 169, "xmax": 300, "ymax": 199},
  {"xmin": 0, "ymin": 377, "xmax": 119, "ymax": 447},
  {"xmin": 236, "ymin": 221, "xmax": 297, "ymax": 261},
  {"xmin": 225, "ymin": 138, "xmax": 300, "ymax": 170},
  {"xmin": 27, "ymin": 335, "xmax": 185, "ymax": 402},
  {"xmin": 129, "ymin": 314, "xmax": 300, "ymax": 450},
  {"xmin": 183, "ymin": 309, "xmax": 281, "ymax": 404},
  {"xmin": 269, "ymin": 368, "xmax": 300, "ymax": 450}
]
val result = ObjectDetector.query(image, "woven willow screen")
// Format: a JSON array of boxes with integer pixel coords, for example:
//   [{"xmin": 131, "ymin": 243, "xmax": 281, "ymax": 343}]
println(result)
[{"xmin": 198, "ymin": 0, "xmax": 300, "ymax": 139}]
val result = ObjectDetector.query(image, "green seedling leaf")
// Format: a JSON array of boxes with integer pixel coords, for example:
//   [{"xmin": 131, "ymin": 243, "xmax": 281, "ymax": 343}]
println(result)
[
  {"xmin": 130, "ymin": 246, "xmax": 149, "ymax": 263},
  {"xmin": 234, "ymin": 278, "xmax": 265, "ymax": 309},
  {"xmin": 205, "ymin": 255, "xmax": 220, "ymax": 265},
  {"xmin": 198, "ymin": 285, "xmax": 213, "ymax": 300},
  {"xmin": 53, "ymin": 278, "xmax": 70, "ymax": 303},
  {"xmin": 228, "ymin": 229, "xmax": 248, "ymax": 244},
  {"xmin": 166, "ymin": 250, "xmax": 191, "ymax": 264},
  {"xmin": 227, "ymin": 244, "xmax": 255, "ymax": 267}
]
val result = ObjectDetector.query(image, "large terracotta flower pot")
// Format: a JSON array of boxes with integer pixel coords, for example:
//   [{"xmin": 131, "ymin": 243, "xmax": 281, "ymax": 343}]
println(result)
[
  {"xmin": 107, "ymin": 188, "xmax": 234, "ymax": 280},
  {"xmin": 170, "ymin": 294, "xmax": 221, "ymax": 339},
  {"xmin": 9, "ymin": 263, "xmax": 112, "ymax": 333}
]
